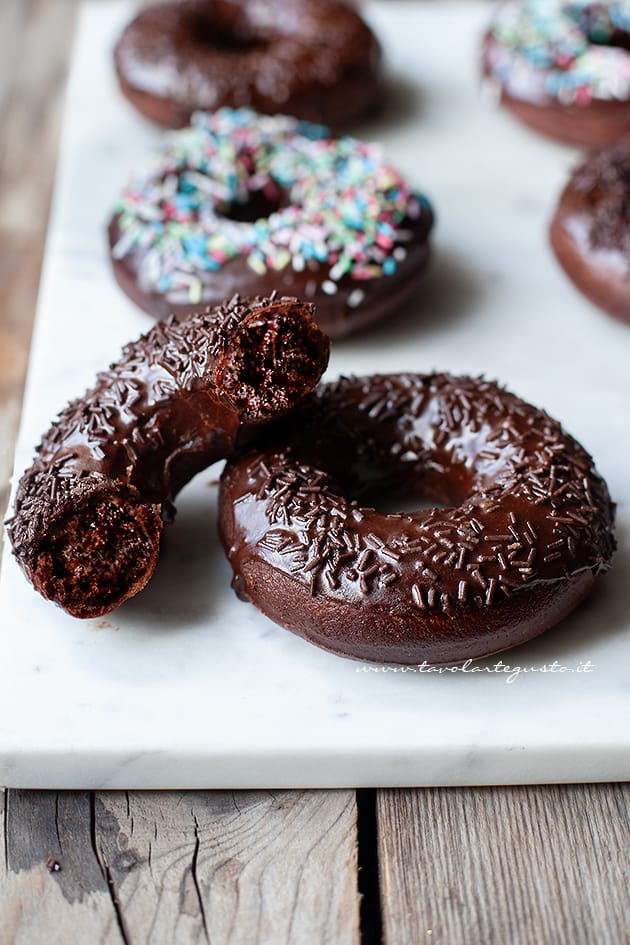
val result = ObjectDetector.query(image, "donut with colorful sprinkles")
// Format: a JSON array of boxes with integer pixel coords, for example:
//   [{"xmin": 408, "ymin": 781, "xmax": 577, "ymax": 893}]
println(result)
[
  {"xmin": 108, "ymin": 109, "xmax": 435, "ymax": 338},
  {"xmin": 482, "ymin": 0, "xmax": 630, "ymax": 147},
  {"xmin": 113, "ymin": 0, "xmax": 383, "ymax": 130}
]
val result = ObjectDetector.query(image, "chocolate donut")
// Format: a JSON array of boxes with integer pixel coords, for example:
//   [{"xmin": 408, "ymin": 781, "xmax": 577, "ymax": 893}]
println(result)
[
  {"xmin": 483, "ymin": 1, "xmax": 630, "ymax": 147},
  {"xmin": 113, "ymin": 0, "xmax": 382, "ymax": 130},
  {"xmin": 108, "ymin": 109, "xmax": 434, "ymax": 339},
  {"xmin": 550, "ymin": 134, "xmax": 630, "ymax": 323},
  {"xmin": 219, "ymin": 373, "xmax": 615, "ymax": 665},
  {"xmin": 7, "ymin": 294, "xmax": 329, "ymax": 618}
]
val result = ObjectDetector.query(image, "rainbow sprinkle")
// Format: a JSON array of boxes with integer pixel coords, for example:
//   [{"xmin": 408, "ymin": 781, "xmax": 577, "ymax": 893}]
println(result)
[
  {"xmin": 111, "ymin": 109, "xmax": 428, "ymax": 304},
  {"xmin": 485, "ymin": 1, "xmax": 630, "ymax": 106}
]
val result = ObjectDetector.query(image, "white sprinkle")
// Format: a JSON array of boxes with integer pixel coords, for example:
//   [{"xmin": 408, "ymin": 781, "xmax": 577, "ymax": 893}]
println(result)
[
  {"xmin": 393, "ymin": 247, "xmax": 407, "ymax": 262},
  {"xmin": 112, "ymin": 226, "xmax": 139, "ymax": 259},
  {"xmin": 347, "ymin": 289, "xmax": 365, "ymax": 308},
  {"xmin": 322, "ymin": 280, "xmax": 337, "ymax": 295}
]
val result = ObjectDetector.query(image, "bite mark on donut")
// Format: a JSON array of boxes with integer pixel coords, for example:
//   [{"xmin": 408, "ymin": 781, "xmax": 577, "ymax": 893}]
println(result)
[
  {"xmin": 34, "ymin": 491, "xmax": 162, "ymax": 619},
  {"xmin": 220, "ymin": 299, "xmax": 329, "ymax": 420}
]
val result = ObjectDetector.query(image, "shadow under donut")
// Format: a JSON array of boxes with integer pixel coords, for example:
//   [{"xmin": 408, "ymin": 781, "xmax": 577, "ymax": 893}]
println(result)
[
  {"xmin": 118, "ymin": 477, "xmax": 231, "ymax": 632},
  {"xmin": 339, "ymin": 244, "xmax": 486, "ymax": 352}
]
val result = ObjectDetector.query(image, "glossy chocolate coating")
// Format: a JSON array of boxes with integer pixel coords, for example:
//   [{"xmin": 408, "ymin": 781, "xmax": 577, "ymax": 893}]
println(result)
[
  {"xmin": 108, "ymin": 203, "xmax": 434, "ymax": 339},
  {"xmin": 551, "ymin": 136, "xmax": 630, "ymax": 323},
  {"xmin": 114, "ymin": 0, "xmax": 383, "ymax": 130},
  {"xmin": 219, "ymin": 373, "xmax": 615, "ymax": 665},
  {"xmin": 483, "ymin": 34, "xmax": 630, "ymax": 148},
  {"xmin": 8, "ymin": 294, "xmax": 330, "ymax": 618}
]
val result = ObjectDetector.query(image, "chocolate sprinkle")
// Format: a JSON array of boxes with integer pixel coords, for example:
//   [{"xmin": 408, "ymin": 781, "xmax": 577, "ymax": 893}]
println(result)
[{"xmin": 569, "ymin": 134, "xmax": 630, "ymax": 257}]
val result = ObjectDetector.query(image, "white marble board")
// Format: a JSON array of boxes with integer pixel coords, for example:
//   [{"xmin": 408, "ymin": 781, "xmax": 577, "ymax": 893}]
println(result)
[{"xmin": 1, "ymin": 0, "xmax": 629, "ymax": 789}]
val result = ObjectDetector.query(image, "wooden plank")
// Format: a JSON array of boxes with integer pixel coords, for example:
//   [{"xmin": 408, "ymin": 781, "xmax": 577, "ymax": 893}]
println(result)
[
  {"xmin": 95, "ymin": 790, "xmax": 360, "ymax": 945},
  {"xmin": 0, "ymin": 0, "xmax": 24, "ymax": 124},
  {"xmin": 0, "ymin": 0, "xmax": 78, "ymax": 531},
  {"xmin": 0, "ymin": 789, "xmax": 359, "ymax": 945},
  {"xmin": 0, "ymin": 790, "xmax": 125, "ymax": 944},
  {"xmin": 377, "ymin": 784, "xmax": 630, "ymax": 945}
]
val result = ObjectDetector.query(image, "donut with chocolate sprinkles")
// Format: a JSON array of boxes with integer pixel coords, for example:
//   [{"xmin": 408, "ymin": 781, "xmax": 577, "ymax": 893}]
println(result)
[
  {"xmin": 7, "ymin": 294, "xmax": 329, "ymax": 618},
  {"xmin": 113, "ymin": 0, "xmax": 383, "ymax": 130},
  {"xmin": 219, "ymin": 373, "xmax": 615, "ymax": 665},
  {"xmin": 550, "ymin": 134, "xmax": 630, "ymax": 324}
]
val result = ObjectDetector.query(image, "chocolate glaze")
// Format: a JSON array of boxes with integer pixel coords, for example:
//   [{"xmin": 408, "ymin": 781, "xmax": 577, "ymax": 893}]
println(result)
[
  {"xmin": 219, "ymin": 373, "xmax": 615, "ymax": 665},
  {"xmin": 114, "ymin": 0, "xmax": 383, "ymax": 130},
  {"xmin": 483, "ymin": 34, "xmax": 630, "ymax": 148},
  {"xmin": 550, "ymin": 136, "xmax": 630, "ymax": 324},
  {"xmin": 7, "ymin": 294, "xmax": 329, "ymax": 618},
  {"xmin": 108, "ymin": 204, "xmax": 434, "ymax": 339}
]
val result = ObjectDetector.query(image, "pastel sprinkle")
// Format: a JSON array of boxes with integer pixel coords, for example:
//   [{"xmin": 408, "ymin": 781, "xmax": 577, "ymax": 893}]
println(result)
[
  {"xmin": 486, "ymin": 1, "xmax": 630, "ymax": 105},
  {"xmin": 347, "ymin": 289, "xmax": 366, "ymax": 307}
]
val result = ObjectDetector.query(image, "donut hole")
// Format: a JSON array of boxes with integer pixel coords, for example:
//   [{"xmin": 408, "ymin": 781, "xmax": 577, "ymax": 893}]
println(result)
[
  {"xmin": 218, "ymin": 180, "xmax": 286, "ymax": 223},
  {"xmin": 295, "ymin": 423, "xmax": 479, "ymax": 513},
  {"xmin": 373, "ymin": 492, "xmax": 451, "ymax": 515},
  {"xmin": 35, "ymin": 493, "xmax": 161, "ymax": 618},
  {"xmin": 222, "ymin": 300, "xmax": 329, "ymax": 421},
  {"xmin": 184, "ymin": 7, "xmax": 269, "ymax": 54},
  {"xmin": 589, "ymin": 27, "xmax": 630, "ymax": 53}
]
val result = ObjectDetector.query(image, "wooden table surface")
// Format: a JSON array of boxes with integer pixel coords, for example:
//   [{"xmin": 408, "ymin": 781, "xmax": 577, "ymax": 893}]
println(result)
[{"xmin": 0, "ymin": 2, "xmax": 628, "ymax": 943}]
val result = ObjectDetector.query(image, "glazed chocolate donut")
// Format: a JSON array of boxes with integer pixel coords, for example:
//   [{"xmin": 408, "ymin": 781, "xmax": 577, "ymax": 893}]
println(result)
[
  {"xmin": 483, "ymin": 1, "xmax": 630, "ymax": 147},
  {"xmin": 7, "ymin": 294, "xmax": 329, "ymax": 618},
  {"xmin": 113, "ymin": 0, "xmax": 382, "ymax": 130},
  {"xmin": 550, "ymin": 134, "xmax": 630, "ymax": 323},
  {"xmin": 108, "ymin": 109, "xmax": 434, "ymax": 339},
  {"xmin": 219, "ymin": 373, "xmax": 615, "ymax": 665}
]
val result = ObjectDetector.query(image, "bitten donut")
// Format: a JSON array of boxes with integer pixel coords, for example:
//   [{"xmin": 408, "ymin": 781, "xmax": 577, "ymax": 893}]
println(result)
[
  {"xmin": 483, "ymin": 0, "xmax": 630, "ymax": 147},
  {"xmin": 7, "ymin": 294, "xmax": 329, "ymax": 618},
  {"xmin": 113, "ymin": 0, "xmax": 382, "ymax": 129},
  {"xmin": 219, "ymin": 373, "xmax": 615, "ymax": 665},
  {"xmin": 550, "ymin": 134, "xmax": 630, "ymax": 323},
  {"xmin": 108, "ymin": 109, "xmax": 434, "ymax": 339}
]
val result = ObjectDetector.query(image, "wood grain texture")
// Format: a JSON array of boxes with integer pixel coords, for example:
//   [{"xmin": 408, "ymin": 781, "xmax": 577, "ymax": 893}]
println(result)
[
  {"xmin": 0, "ymin": 789, "xmax": 359, "ymax": 945},
  {"xmin": 0, "ymin": 790, "xmax": 125, "ymax": 945},
  {"xmin": 0, "ymin": 0, "xmax": 25, "ymax": 123},
  {"xmin": 377, "ymin": 784, "xmax": 630, "ymax": 945},
  {"xmin": 0, "ymin": 0, "xmax": 78, "ymax": 531}
]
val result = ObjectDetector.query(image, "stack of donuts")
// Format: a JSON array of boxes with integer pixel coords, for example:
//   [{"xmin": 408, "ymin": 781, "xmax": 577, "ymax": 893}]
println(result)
[{"xmin": 7, "ymin": 0, "xmax": 621, "ymax": 667}]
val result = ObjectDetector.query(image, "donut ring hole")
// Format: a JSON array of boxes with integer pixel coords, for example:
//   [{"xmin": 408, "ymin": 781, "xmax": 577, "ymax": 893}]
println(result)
[
  {"xmin": 588, "ymin": 25, "xmax": 630, "ymax": 53},
  {"xmin": 283, "ymin": 405, "xmax": 490, "ymax": 515},
  {"xmin": 35, "ymin": 492, "xmax": 161, "ymax": 619},
  {"xmin": 221, "ymin": 300, "xmax": 329, "ymax": 421},
  {"xmin": 183, "ymin": 5, "xmax": 270, "ymax": 54},
  {"xmin": 154, "ymin": 169, "xmax": 287, "ymax": 228},
  {"xmin": 368, "ymin": 483, "xmax": 462, "ymax": 517},
  {"xmin": 217, "ymin": 179, "xmax": 287, "ymax": 224}
]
